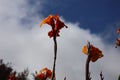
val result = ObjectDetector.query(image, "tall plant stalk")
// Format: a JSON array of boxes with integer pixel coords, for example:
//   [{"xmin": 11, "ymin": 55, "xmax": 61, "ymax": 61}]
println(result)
[
  {"xmin": 40, "ymin": 15, "xmax": 67, "ymax": 80},
  {"xmin": 51, "ymin": 33, "xmax": 57, "ymax": 80},
  {"xmin": 85, "ymin": 42, "xmax": 91, "ymax": 80}
]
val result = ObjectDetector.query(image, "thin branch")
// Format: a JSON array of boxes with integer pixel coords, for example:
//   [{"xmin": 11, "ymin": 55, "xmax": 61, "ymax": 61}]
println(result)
[
  {"xmin": 100, "ymin": 71, "xmax": 104, "ymax": 80},
  {"xmin": 64, "ymin": 77, "xmax": 66, "ymax": 80}
]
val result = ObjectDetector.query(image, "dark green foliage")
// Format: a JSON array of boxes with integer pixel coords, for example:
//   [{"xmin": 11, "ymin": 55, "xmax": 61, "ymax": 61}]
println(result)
[
  {"xmin": 118, "ymin": 75, "xmax": 120, "ymax": 80},
  {"xmin": 0, "ymin": 59, "xmax": 29, "ymax": 80},
  {"xmin": 32, "ymin": 72, "xmax": 39, "ymax": 80},
  {"xmin": 17, "ymin": 69, "xmax": 29, "ymax": 80},
  {"xmin": 0, "ymin": 59, "xmax": 12, "ymax": 80}
]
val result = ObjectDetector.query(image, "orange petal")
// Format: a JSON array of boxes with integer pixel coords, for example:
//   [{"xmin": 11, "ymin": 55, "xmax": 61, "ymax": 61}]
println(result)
[
  {"xmin": 55, "ymin": 20, "xmax": 65, "ymax": 30},
  {"xmin": 48, "ymin": 30, "xmax": 60, "ymax": 38},
  {"xmin": 53, "ymin": 14, "xmax": 59, "ymax": 20},
  {"xmin": 54, "ymin": 15, "xmax": 67, "ymax": 30},
  {"xmin": 48, "ymin": 30, "xmax": 54, "ymax": 38},
  {"xmin": 9, "ymin": 74, "xmax": 16, "ymax": 80},
  {"xmin": 82, "ymin": 45, "xmax": 88, "ymax": 55},
  {"xmin": 117, "ymin": 28, "xmax": 120, "ymax": 34},
  {"xmin": 90, "ymin": 46, "xmax": 103, "ymax": 62},
  {"xmin": 115, "ymin": 38, "xmax": 120, "ymax": 48},
  {"xmin": 46, "ymin": 69, "xmax": 52, "ymax": 78},
  {"xmin": 40, "ymin": 14, "xmax": 67, "ymax": 38},
  {"xmin": 82, "ymin": 45, "xmax": 103, "ymax": 62},
  {"xmin": 36, "ymin": 73, "xmax": 45, "ymax": 80},
  {"xmin": 40, "ymin": 15, "xmax": 55, "ymax": 27},
  {"xmin": 91, "ymin": 50, "xmax": 103, "ymax": 62},
  {"xmin": 40, "ymin": 68, "xmax": 52, "ymax": 79}
]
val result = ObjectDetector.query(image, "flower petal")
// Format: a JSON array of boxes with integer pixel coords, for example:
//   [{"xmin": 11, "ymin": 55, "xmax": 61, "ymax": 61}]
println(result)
[
  {"xmin": 90, "ymin": 45, "xmax": 103, "ymax": 62},
  {"xmin": 82, "ymin": 44, "xmax": 103, "ymax": 62},
  {"xmin": 115, "ymin": 38, "xmax": 120, "ymax": 48},
  {"xmin": 35, "ymin": 68, "xmax": 53, "ymax": 80},
  {"xmin": 40, "ymin": 14, "xmax": 67, "ymax": 38},
  {"xmin": 82, "ymin": 45, "xmax": 88, "ymax": 55},
  {"xmin": 40, "ymin": 15, "xmax": 55, "ymax": 27},
  {"xmin": 117, "ymin": 28, "xmax": 120, "ymax": 34}
]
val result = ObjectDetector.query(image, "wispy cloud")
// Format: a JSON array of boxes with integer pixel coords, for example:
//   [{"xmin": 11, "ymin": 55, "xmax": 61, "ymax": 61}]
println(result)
[{"xmin": 0, "ymin": 0, "xmax": 120, "ymax": 80}]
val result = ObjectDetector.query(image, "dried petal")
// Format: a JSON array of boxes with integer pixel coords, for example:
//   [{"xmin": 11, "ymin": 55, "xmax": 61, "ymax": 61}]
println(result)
[
  {"xmin": 90, "ymin": 46, "xmax": 103, "ymax": 62},
  {"xmin": 36, "ymin": 73, "xmax": 45, "ymax": 80},
  {"xmin": 82, "ymin": 45, "xmax": 103, "ymax": 62},
  {"xmin": 35, "ymin": 68, "xmax": 53, "ymax": 80},
  {"xmin": 9, "ymin": 72, "xmax": 16, "ymax": 80},
  {"xmin": 115, "ymin": 38, "xmax": 120, "ymax": 48},
  {"xmin": 117, "ymin": 28, "xmax": 120, "ymax": 34}
]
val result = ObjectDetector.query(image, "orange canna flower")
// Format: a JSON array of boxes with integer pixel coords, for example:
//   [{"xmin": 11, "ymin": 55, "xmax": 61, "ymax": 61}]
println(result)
[
  {"xmin": 36, "ymin": 73, "xmax": 45, "ymax": 80},
  {"xmin": 9, "ymin": 73, "xmax": 17, "ymax": 80},
  {"xmin": 117, "ymin": 28, "xmax": 120, "ymax": 34},
  {"xmin": 40, "ymin": 68, "xmax": 52, "ymax": 78},
  {"xmin": 115, "ymin": 38, "xmax": 120, "ymax": 48},
  {"xmin": 35, "ymin": 68, "xmax": 53, "ymax": 80},
  {"xmin": 40, "ymin": 14, "xmax": 67, "ymax": 38},
  {"xmin": 82, "ymin": 45, "xmax": 103, "ymax": 62}
]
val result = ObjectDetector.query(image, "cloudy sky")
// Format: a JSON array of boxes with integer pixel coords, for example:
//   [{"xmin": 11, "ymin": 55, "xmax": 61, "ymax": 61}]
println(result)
[{"xmin": 0, "ymin": 0, "xmax": 120, "ymax": 80}]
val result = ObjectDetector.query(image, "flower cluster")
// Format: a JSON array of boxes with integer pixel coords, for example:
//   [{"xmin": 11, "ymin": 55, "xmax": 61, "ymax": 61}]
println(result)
[
  {"xmin": 0, "ymin": 59, "xmax": 29, "ymax": 80},
  {"xmin": 115, "ymin": 38, "xmax": 120, "ymax": 47},
  {"xmin": 82, "ymin": 44, "xmax": 103, "ymax": 62},
  {"xmin": 9, "ymin": 72, "xmax": 16, "ymax": 80},
  {"xmin": 115, "ymin": 28, "xmax": 120, "ymax": 48},
  {"xmin": 117, "ymin": 28, "xmax": 120, "ymax": 34},
  {"xmin": 34, "ymin": 68, "xmax": 53, "ymax": 80},
  {"xmin": 9, "ymin": 69, "xmax": 29, "ymax": 80},
  {"xmin": 40, "ymin": 14, "xmax": 68, "ymax": 38}
]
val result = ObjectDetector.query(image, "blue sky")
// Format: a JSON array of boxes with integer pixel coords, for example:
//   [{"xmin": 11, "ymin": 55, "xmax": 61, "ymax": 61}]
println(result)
[
  {"xmin": 34, "ymin": 0, "xmax": 120, "ymax": 40},
  {"xmin": 0, "ymin": 0, "xmax": 120, "ymax": 80},
  {"xmin": 40, "ymin": 0, "xmax": 120, "ymax": 32}
]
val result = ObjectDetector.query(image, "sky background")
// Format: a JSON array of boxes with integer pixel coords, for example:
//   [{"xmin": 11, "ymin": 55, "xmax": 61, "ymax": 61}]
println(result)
[
  {"xmin": 40, "ymin": 0, "xmax": 120, "ymax": 32},
  {"xmin": 28, "ymin": 0, "xmax": 120, "ymax": 43},
  {"xmin": 0, "ymin": 0, "xmax": 120, "ymax": 80}
]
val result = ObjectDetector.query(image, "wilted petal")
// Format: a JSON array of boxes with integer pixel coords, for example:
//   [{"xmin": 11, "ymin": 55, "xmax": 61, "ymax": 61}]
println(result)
[
  {"xmin": 82, "ymin": 45, "xmax": 103, "ymax": 62},
  {"xmin": 9, "ymin": 73, "xmax": 16, "ymax": 80},
  {"xmin": 41, "ymin": 68, "xmax": 52, "ymax": 78},
  {"xmin": 48, "ymin": 30, "xmax": 60, "ymax": 38},
  {"xmin": 90, "ymin": 46, "xmax": 103, "ymax": 62},
  {"xmin": 115, "ymin": 38, "xmax": 120, "ymax": 48},
  {"xmin": 117, "ymin": 28, "xmax": 120, "ymax": 34},
  {"xmin": 35, "ymin": 68, "xmax": 53, "ymax": 80},
  {"xmin": 36, "ymin": 73, "xmax": 45, "ymax": 80}
]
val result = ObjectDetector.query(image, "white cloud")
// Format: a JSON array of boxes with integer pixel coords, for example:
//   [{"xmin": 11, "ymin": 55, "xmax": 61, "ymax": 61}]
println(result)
[{"xmin": 0, "ymin": 0, "xmax": 120, "ymax": 80}]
